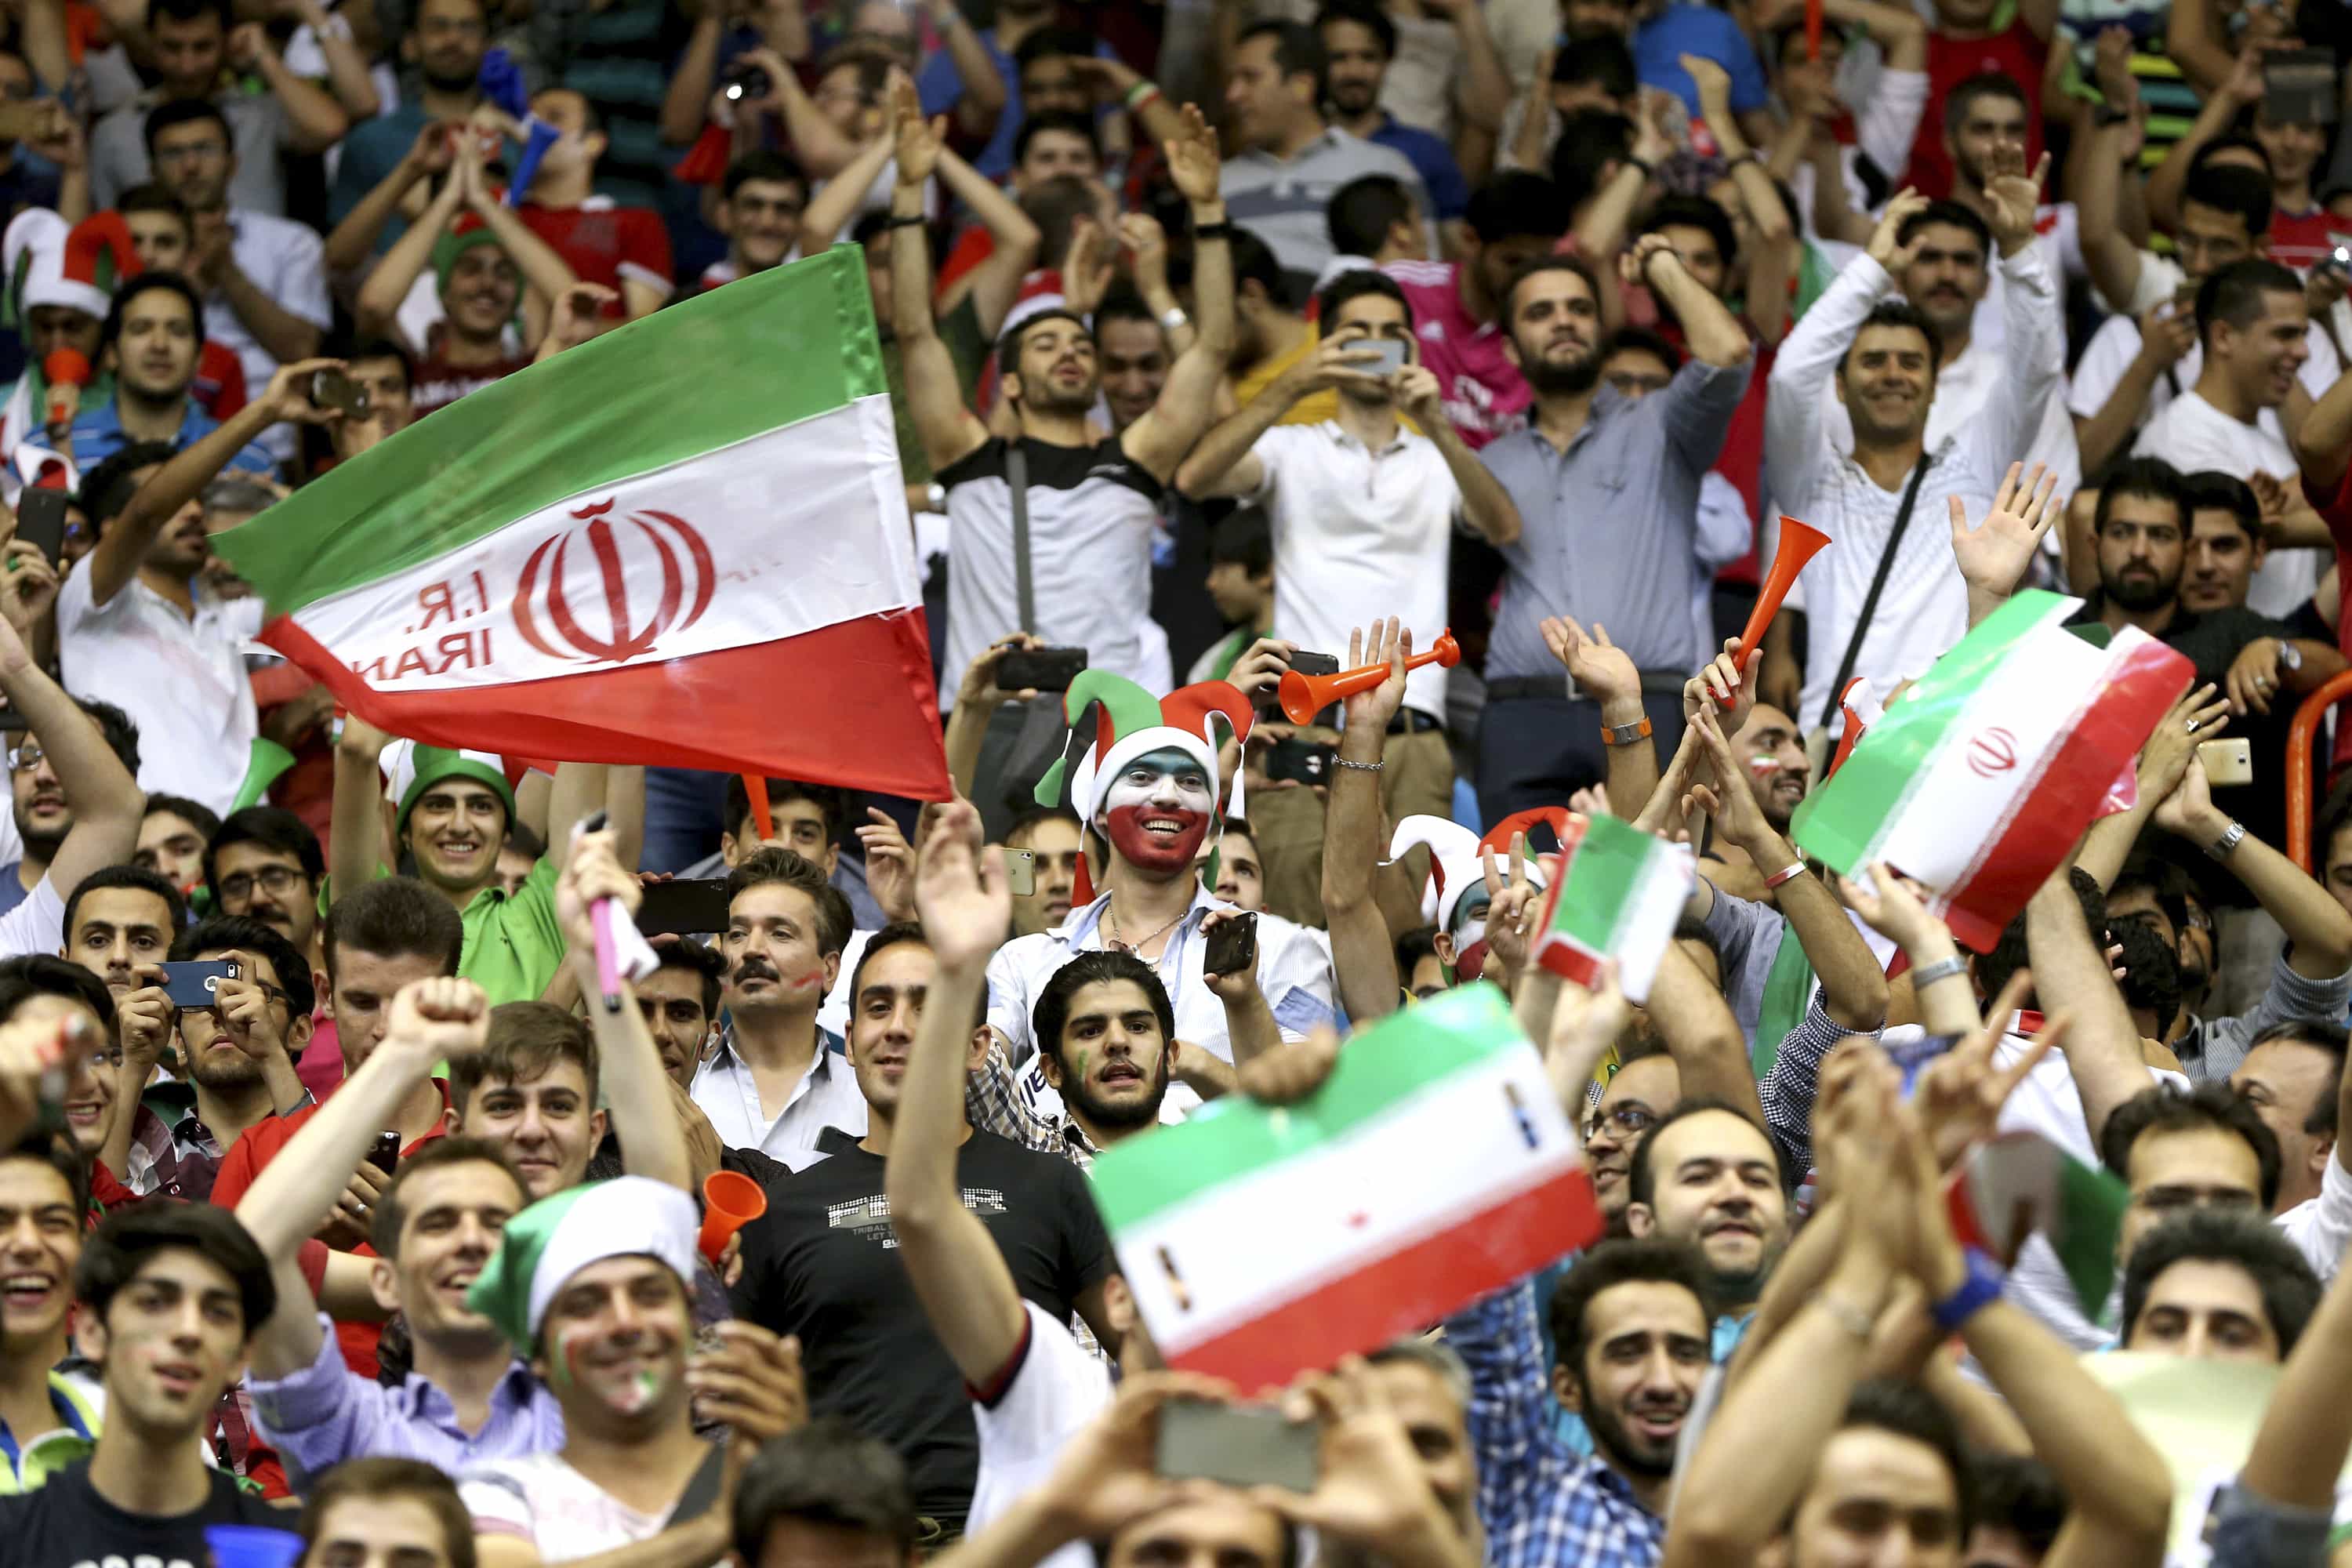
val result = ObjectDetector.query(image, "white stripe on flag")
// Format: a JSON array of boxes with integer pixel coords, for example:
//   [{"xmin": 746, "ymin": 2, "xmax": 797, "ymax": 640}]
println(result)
[
  {"xmin": 290, "ymin": 396, "xmax": 915, "ymax": 693},
  {"xmin": 1112, "ymin": 1044, "xmax": 1582, "ymax": 1357}
]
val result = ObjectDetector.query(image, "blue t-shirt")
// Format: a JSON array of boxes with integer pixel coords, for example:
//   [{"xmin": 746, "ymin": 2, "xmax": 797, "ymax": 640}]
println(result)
[
  {"xmin": 1634, "ymin": 4, "xmax": 1769, "ymax": 116},
  {"xmin": 916, "ymin": 34, "xmax": 1116, "ymax": 180},
  {"xmin": 69, "ymin": 401, "xmax": 276, "ymax": 477},
  {"xmin": 1369, "ymin": 115, "xmax": 1468, "ymax": 222},
  {"xmin": 0, "ymin": 866, "xmax": 30, "ymax": 920}
]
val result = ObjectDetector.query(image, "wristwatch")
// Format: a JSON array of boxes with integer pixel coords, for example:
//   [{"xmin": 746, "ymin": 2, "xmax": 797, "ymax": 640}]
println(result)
[
  {"xmin": 1601, "ymin": 717, "xmax": 1653, "ymax": 747},
  {"xmin": 2279, "ymin": 640, "xmax": 2305, "ymax": 673}
]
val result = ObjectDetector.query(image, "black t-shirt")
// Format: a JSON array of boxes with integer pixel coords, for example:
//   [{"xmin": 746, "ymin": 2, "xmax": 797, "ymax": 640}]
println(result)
[
  {"xmin": 0, "ymin": 1459, "xmax": 285, "ymax": 1568},
  {"xmin": 728, "ymin": 1128, "xmax": 1115, "ymax": 1530}
]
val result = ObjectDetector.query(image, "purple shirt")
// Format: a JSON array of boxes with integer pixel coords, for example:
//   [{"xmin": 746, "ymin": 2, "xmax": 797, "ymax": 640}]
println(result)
[{"xmin": 249, "ymin": 1312, "xmax": 566, "ymax": 1483}]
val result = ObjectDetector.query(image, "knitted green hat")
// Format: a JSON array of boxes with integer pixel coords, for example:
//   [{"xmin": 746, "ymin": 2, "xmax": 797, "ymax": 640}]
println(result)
[
  {"xmin": 465, "ymin": 1177, "xmax": 699, "ymax": 1353},
  {"xmin": 396, "ymin": 746, "xmax": 517, "ymax": 838}
]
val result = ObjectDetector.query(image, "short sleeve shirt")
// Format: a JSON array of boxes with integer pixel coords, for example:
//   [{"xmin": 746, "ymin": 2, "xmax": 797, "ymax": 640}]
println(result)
[
  {"xmin": 456, "ymin": 854, "xmax": 568, "ymax": 1006},
  {"xmin": 517, "ymin": 198, "xmax": 675, "ymax": 310},
  {"xmin": 463, "ymin": 1450, "xmax": 708, "ymax": 1561}
]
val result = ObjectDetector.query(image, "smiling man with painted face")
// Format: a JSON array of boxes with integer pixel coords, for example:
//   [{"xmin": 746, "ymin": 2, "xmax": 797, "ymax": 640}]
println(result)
[{"xmin": 985, "ymin": 675, "xmax": 1334, "ymax": 1107}]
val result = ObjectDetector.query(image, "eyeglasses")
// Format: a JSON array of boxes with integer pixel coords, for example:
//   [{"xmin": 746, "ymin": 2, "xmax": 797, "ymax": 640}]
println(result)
[
  {"xmin": 6, "ymin": 742, "xmax": 45, "ymax": 773},
  {"xmin": 1582, "ymin": 1103, "xmax": 1657, "ymax": 1143},
  {"xmin": 217, "ymin": 865, "xmax": 307, "ymax": 902}
]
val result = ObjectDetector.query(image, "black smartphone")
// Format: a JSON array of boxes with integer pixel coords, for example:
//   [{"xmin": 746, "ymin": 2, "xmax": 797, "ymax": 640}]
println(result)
[
  {"xmin": 636, "ymin": 878, "xmax": 731, "ymax": 937},
  {"xmin": 1286, "ymin": 650, "xmax": 1341, "ymax": 677},
  {"xmin": 160, "ymin": 959, "xmax": 239, "ymax": 1007},
  {"xmin": 723, "ymin": 63, "xmax": 773, "ymax": 101},
  {"xmin": 1203, "ymin": 911, "xmax": 1257, "ymax": 976},
  {"xmin": 1155, "ymin": 1399, "xmax": 1318, "ymax": 1493},
  {"xmin": 15, "ymin": 488, "xmax": 67, "ymax": 565},
  {"xmin": 310, "ymin": 368, "xmax": 369, "ymax": 418},
  {"xmin": 998, "ymin": 646, "xmax": 1088, "ymax": 692},
  {"xmin": 368, "ymin": 1130, "xmax": 401, "ymax": 1175},
  {"xmin": 1265, "ymin": 737, "xmax": 1335, "ymax": 786}
]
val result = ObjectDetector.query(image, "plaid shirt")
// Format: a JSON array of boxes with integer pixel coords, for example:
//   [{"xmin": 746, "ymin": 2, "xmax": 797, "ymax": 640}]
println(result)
[
  {"xmin": 965, "ymin": 1039, "xmax": 1102, "ymax": 1171},
  {"xmin": 122, "ymin": 1092, "xmax": 312, "ymax": 1203},
  {"xmin": 1448, "ymin": 1275, "xmax": 1666, "ymax": 1568},
  {"xmin": 1759, "ymin": 991, "xmax": 1874, "ymax": 1180}
]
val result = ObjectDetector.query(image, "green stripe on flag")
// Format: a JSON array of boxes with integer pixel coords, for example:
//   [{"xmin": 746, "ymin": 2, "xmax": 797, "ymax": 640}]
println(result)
[
  {"xmin": 1792, "ymin": 590, "xmax": 2074, "ymax": 874},
  {"xmin": 2051, "ymin": 1147, "xmax": 2129, "ymax": 1316},
  {"xmin": 1088, "ymin": 984, "xmax": 1526, "ymax": 1232},
  {"xmin": 1548, "ymin": 815, "xmax": 1660, "ymax": 953},
  {"xmin": 216, "ymin": 247, "xmax": 889, "ymax": 614}
]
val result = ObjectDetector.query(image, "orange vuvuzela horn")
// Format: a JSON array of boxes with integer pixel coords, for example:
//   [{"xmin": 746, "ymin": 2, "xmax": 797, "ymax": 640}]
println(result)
[
  {"xmin": 1733, "ymin": 517, "xmax": 1831, "ymax": 671},
  {"xmin": 699, "ymin": 1169, "xmax": 768, "ymax": 1262},
  {"xmin": 1280, "ymin": 630, "xmax": 1462, "ymax": 724}
]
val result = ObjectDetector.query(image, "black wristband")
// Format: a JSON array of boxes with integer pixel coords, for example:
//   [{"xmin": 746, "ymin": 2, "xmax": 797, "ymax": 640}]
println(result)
[
  {"xmin": 1624, "ymin": 154, "xmax": 1655, "ymax": 181},
  {"xmin": 1194, "ymin": 219, "xmax": 1235, "ymax": 241},
  {"xmin": 884, "ymin": 213, "xmax": 927, "ymax": 230}
]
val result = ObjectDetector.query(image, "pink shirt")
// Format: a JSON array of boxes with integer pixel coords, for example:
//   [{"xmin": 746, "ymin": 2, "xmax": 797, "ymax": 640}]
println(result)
[{"xmin": 1382, "ymin": 260, "xmax": 1528, "ymax": 449}]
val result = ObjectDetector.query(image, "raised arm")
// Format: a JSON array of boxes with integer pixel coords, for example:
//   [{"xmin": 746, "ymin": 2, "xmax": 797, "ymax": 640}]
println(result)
[
  {"xmin": 2075, "ymin": 114, "xmax": 2147, "ymax": 314},
  {"xmin": 327, "ymin": 122, "xmax": 454, "ymax": 278},
  {"xmin": 2299, "ymin": 360, "xmax": 2352, "ymax": 492},
  {"xmin": 1975, "ymin": 147, "xmax": 2063, "ymax": 472},
  {"xmin": 891, "ymin": 799, "xmax": 1029, "ymax": 1386},
  {"xmin": 330, "ymin": 715, "xmax": 393, "ymax": 898},
  {"xmin": 1397, "ymin": 368, "xmax": 1520, "ymax": 544},
  {"xmin": 1950, "ymin": 463, "xmax": 2065, "ymax": 629},
  {"xmin": 1768, "ymin": 192, "xmax": 1921, "ymax": 494},
  {"xmin": 2024, "ymin": 857, "xmax": 2152, "ymax": 1148},
  {"xmin": 557, "ymin": 836, "xmax": 688, "ymax": 1191},
  {"xmin": 932, "ymin": 145, "xmax": 1043, "ymax": 341},
  {"xmin": 18, "ymin": 616, "xmax": 142, "ymax": 903},
  {"xmin": 1322, "ymin": 621, "xmax": 1406, "ymax": 1025},
  {"xmin": 1544, "ymin": 618, "xmax": 1661, "ymax": 831},
  {"xmin": 453, "ymin": 151, "xmax": 582, "ymax": 336},
  {"xmin": 2240, "ymin": 1222, "xmax": 2352, "ymax": 1518},
  {"xmin": 233, "ymin": 23, "xmax": 351, "ymax": 151},
  {"xmin": 1120, "ymin": 106, "xmax": 1234, "ymax": 485},
  {"xmin": 1175, "ymin": 336, "xmax": 1384, "ymax": 499},
  {"xmin": 886, "ymin": 82, "xmax": 989, "ymax": 475},
  {"xmin": 2158, "ymin": 757, "xmax": 2352, "ymax": 979},
  {"xmin": 354, "ymin": 168, "xmax": 466, "ymax": 343}
]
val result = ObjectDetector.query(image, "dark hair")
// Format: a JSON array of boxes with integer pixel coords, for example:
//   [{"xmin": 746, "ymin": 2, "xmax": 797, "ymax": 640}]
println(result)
[
  {"xmin": 724, "ymin": 846, "xmax": 851, "ymax": 959},
  {"xmin": 1835, "ymin": 297, "xmax": 1944, "ymax": 376},
  {"xmin": 0, "ymin": 953, "xmax": 118, "ymax": 1043},
  {"xmin": 1942, "ymin": 71, "xmax": 2027, "ymax": 136},
  {"xmin": 1393, "ymin": 923, "xmax": 1440, "ymax": 982},
  {"xmin": 1012, "ymin": 24, "xmax": 1094, "ymax": 72},
  {"xmin": 846, "ymin": 920, "xmax": 980, "ymax": 1031},
  {"xmin": 503, "ymin": 821, "xmax": 546, "ymax": 865},
  {"xmin": 1207, "ymin": 510, "xmax": 1273, "ymax": 576},
  {"xmin": 448, "ymin": 1001, "xmax": 599, "ymax": 1113},
  {"xmin": 2111, "ymin": 919, "xmax": 2182, "ymax": 1038},
  {"xmin": 322, "ymin": 875, "xmax": 465, "ymax": 985},
  {"xmin": 1316, "ymin": 268, "xmax": 1414, "ymax": 333},
  {"xmin": 1895, "ymin": 198, "xmax": 1991, "ymax": 260},
  {"xmin": 369, "ymin": 1134, "xmax": 528, "ymax": 1258},
  {"xmin": 731, "ymin": 1417, "xmax": 918, "ymax": 1560},
  {"xmin": 1547, "ymin": 1237, "xmax": 1715, "ymax": 1381},
  {"xmin": 1468, "ymin": 171, "xmax": 1570, "ymax": 245},
  {"xmin": 1315, "ymin": 0, "xmax": 1396, "ymax": 59},
  {"xmin": 1840, "ymin": 1379, "xmax": 1977, "ymax": 1537},
  {"xmin": 996, "ymin": 305, "xmax": 1092, "ymax": 379},
  {"xmin": 2098, "ymin": 1080, "xmax": 2281, "ymax": 1210},
  {"xmin": 2, "ymin": 1127, "xmax": 89, "ymax": 1221},
  {"xmin": 146, "ymin": 0, "xmax": 229, "ymax": 30},
  {"xmin": 2196, "ymin": 256, "xmax": 2304, "ymax": 346},
  {"xmin": 1552, "ymin": 34, "xmax": 1638, "ymax": 98},
  {"xmin": 723, "ymin": 148, "xmax": 808, "ymax": 201},
  {"xmin": 1005, "ymin": 804, "xmax": 1083, "ymax": 847},
  {"xmin": 17, "ymin": 693, "xmax": 142, "ymax": 782},
  {"xmin": 2121, "ymin": 1207, "xmax": 2321, "ymax": 1352},
  {"xmin": 115, "ymin": 182, "xmax": 191, "ymax": 236},
  {"xmin": 1978, "ymin": 866, "xmax": 2104, "ymax": 1004},
  {"xmin": 1227, "ymin": 226, "xmax": 1293, "ymax": 308},
  {"xmin": 2092, "ymin": 455, "xmax": 2190, "ymax": 539},
  {"xmin": 1239, "ymin": 20, "xmax": 1329, "ymax": 103},
  {"xmin": 2111, "ymin": 850, "xmax": 2209, "ymax": 945},
  {"xmin": 1970, "ymin": 1454, "xmax": 2066, "ymax": 1558},
  {"xmin": 1020, "ymin": 174, "xmax": 1100, "ymax": 283},
  {"xmin": 1094, "ymin": 281, "xmax": 1158, "ymax": 336},
  {"xmin": 1502, "ymin": 255, "xmax": 1604, "ymax": 323},
  {"xmin": 1328, "ymin": 173, "xmax": 1420, "ymax": 260},
  {"xmin": 653, "ymin": 936, "xmax": 725, "ymax": 1018},
  {"xmin": 1628, "ymin": 1096, "xmax": 1788, "ymax": 1211},
  {"xmin": 2180, "ymin": 469, "xmax": 2263, "ymax": 543},
  {"xmin": 1601, "ymin": 325, "xmax": 1682, "ymax": 373},
  {"xmin": 202, "ymin": 805, "xmax": 323, "ymax": 909},
  {"xmin": 142, "ymin": 95, "xmax": 231, "ymax": 158},
  {"xmin": 724, "ymin": 775, "xmax": 847, "ymax": 848},
  {"xmin": 2244, "ymin": 1019, "xmax": 2350, "ymax": 1138},
  {"xmin": 1551, "ymin": 111, "xmax": 1632, "ymax": 208},
  {"xmin": 143, "ymin": 792, "xmax": 220, "ymax": 843},
  {"xmin": 1637, "ymin": 192, "xmax": 1739, "ymax": 271},
  {"xmin": 98, "ymin": 272, "xmax": 203, "ymax": 362},
  {"xmin": 1033, "ymin": 949, "xmax": 1173, "ymax": 1069},
  {"xmin": 1014, "ymin": 109, "xmax": 1099, "ymax": 169},
  {"xmin": 344, "ymin": 335, "xmax": 416, "ymax": 394},
  {"xmin": 64, "ymin": 864, "xmax": 186, "ymax": 946},
  {"xmin": 78, "ymin": 440, "xmax": 180, "ymax": 524},
  {"xmin": 169, "ymin": 913, "xmax": 315, "ymax": 1020},
  {"xmin": 2180, "ymin": 162, "xmax": 2275, "ymax": 240},
  {"xmin": 76, "ymin": 1202, "xmax": 274, "ymax": 1340},
  {"xmin": 300, "ymin": 1457, "xmax": 477, "ymax": 1568}
]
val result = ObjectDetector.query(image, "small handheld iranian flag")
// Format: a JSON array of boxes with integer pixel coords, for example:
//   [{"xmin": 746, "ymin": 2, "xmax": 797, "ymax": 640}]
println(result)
[
  {"xmin": 1530, "ymin": 812, "xmax": 1693, "ymax": 1004},
  {"xmin": 1088, "ymin": 985, "xmax": 1601, "ymax": 1392},
  {"xmin": 214, "ymin": 247, "xmax": 950, "ymax": 800},
  {"xmin": 1946, "ymin": 1131, "xmax": 2127, "ymax": 1316},
  {"xmin": 1791, "ymin": 590, "xmax": 2190, "ymax": 951}
]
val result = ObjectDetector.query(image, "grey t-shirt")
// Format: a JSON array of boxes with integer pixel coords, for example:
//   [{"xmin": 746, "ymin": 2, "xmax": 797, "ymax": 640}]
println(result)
[{"xmin": 91, "ymin": 90, "xmax": 290, "ymax": 214}]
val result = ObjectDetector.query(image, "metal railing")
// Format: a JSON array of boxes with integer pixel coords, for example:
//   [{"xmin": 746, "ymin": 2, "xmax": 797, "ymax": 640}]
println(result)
[{"xmin": 2285, "ymin": 670, "xmax": 2352, "ymax": 872}]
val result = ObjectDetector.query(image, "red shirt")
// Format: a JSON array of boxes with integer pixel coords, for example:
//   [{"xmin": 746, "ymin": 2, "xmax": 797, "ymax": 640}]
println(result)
[
  {"xmin": 410, "ymin": 332, "xmax": 533, "ymax": 420},
  {"xmin": 2270, "ymin": 205, "xmax": 2339, "ymax": 273},
  {"xmin": 1915, "ymin": 25, "xmax": 2048, "ymax": 200},
  {"xmin": 515, "ymin": 198, "xmax": 674, "ymax": 316}
]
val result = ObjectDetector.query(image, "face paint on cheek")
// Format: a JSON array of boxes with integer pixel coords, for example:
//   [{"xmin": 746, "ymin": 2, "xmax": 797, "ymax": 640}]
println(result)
[
  {"xmin": 1748, "ymin": 753, "xmax": 1779, "ymax": 782},
  {"xmin": 1104, "ymin": 803, "xmax": 1209, "ymax": 871}
]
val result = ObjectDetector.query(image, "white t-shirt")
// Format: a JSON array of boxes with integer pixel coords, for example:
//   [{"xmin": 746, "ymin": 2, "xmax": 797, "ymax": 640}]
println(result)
[
  {"xmin": 463, "ymin": 1451, "xmax": 722, "ymax": 1565},
  {"xmin": 967, "ymin": 1302, "xmax": 1112, "ymax": 1568},
  {"xmin": 1818, "ymin": 328, "xmax": 2083, "ymax": 500},
  {"xmin": 2131, "ymin": 391, "xmax": 2322, "ymax": 620},
  {"xmin": 0, "ymin": 874, "xmax": 67, "ymax": 962},
  {"xmin": 55, "ymin": 571, "xmax": 262, "ymax": 816},
  {"xmin": 1248, "ymin": 421, "xmax": 1463, "ymax": 720}
]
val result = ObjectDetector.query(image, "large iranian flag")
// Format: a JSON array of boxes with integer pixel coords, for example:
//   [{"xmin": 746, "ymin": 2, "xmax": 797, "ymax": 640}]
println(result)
[
  {"xmin": 1791, "ymin": 591, "xmax": 2189, "ymax": 952},
  {"xmin": 1089, "ymin": 985, "xmax": 1601, "ymax": 1392},
  {"xmin": 214, "ymin": 248, "xmax": 950, "ymax": 798}
]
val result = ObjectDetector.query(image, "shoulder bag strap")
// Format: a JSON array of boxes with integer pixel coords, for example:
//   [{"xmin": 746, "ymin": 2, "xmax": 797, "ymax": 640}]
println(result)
[{"xmin": 1819, "ymin": 452, "xmax": 1933, "ymax": 729}]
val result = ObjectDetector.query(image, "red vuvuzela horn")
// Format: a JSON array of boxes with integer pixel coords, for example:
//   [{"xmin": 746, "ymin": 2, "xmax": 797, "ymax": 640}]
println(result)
[
  {"xmin": 1733, "ymin": 517, "xmax": 1831, "ymax": 672},
  {"xmin": 1280, "ymin": 630, "xmax": 1461, "ymax": 724},
  {"xmin": 41, "ymin": 348, "xmax": 89, "ymax": 432}
]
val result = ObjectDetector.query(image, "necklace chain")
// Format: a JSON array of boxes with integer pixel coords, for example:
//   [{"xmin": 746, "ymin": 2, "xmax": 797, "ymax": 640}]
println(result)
[{"xmin": 1105, "ymin": 903, "xmax": 1185, "ymax": 956}]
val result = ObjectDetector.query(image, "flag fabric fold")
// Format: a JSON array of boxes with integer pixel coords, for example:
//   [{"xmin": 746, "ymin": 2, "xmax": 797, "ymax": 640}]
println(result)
[
  {"xmin": 1087, "ymin": 984, "xmax": 1602, "ymax": 1392},
  {"xmin": 1945, "ymin": 1130, "xmax": 2128, "ymax": 1315},
  {"xmin": 215, "ymin": 247, "xmax": 949, "ymax": 800},
  {"xmin": 1790, "ymin": 590, "xmax": 2190, "ymax": 952},
  {"xmin": 1530, "ymin": 811, "xmax": 1693, "ymax": 1003}
]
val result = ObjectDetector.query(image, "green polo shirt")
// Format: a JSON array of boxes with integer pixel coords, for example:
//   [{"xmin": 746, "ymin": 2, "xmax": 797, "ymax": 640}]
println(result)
[{"xmin": 456, "ymin": 855, "xmax": 565, "ymax": 1006}]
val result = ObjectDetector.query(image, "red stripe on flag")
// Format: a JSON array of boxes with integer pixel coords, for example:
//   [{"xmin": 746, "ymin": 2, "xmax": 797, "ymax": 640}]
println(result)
[
  {"xmin": 267, "ymin": 610, "xmax": 953, "ymax": 800},
  {"xmin": 1164, "ymin": 1166, "xmax": 1602, "ymax": 1394},
  {"xmin": 1936, "ymin": 637, "xmax": 2189, "ymax": 952}
]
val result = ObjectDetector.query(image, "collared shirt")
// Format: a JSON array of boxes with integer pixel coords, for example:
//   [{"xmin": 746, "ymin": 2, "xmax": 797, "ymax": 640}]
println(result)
[
  {"xmin": 89, "ymin": 89, "xmax": 292, "ymax": 214},
  {"xmin": 1764, "ymin": 245, "xmax": 2063, "ymax": 729},
  {"xmin": 967, "ymin": 1037, "xmax": 1105, "ymax": 1171},
  {"xmin": 250, "ymin": 1312, "xmax": 564, "ymax": 1484},
  {"xmin": 1218, "ymin": 126, "xmax": 1431, "ymax": 285},
  {"xmin": 453, "ymin": 855, "xmax": 568, "ymax": 1007},
  {"xmin": 1483, "ymin": 358, "xmax": 1749, "ymax": 679},
  {"xmin": 1449, "ymin": 1274, "xmax": 1667, "ymax": 1568},
  {"xmin": 205, "ymin": 209, "xmax": 331, "ymax": 463},
  {"xmin": 1248, "ymin": 419, "xmax": 1462, "ymax": 720},
  {"xmin": 985, "ymin": 887, "xmax": 1335, "ymax": 1076},
  {"xmin": 124, "ymin": 1089, "xmax": 312, "ymax": 1202},
  {"xmin": 67, "ymin": 396, "xmax": 276, "ymax": 480},
  {"xmin": 0, "ymin": 1368, "xmax": 101, "ymax": 1495},
  {"xmin": 690, "ymin": 1022, "xmax": 866, "ymax": 1167},
  {"xmin": 2172, "ymin": 950, "xmax": 2352, "ymax": 1084}
]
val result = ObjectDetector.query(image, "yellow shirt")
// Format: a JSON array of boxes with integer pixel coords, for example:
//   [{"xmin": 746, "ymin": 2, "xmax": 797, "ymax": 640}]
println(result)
[{"xmin": 1234, "ymin": 328, "xmax": 1341, "ymax": 426}]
